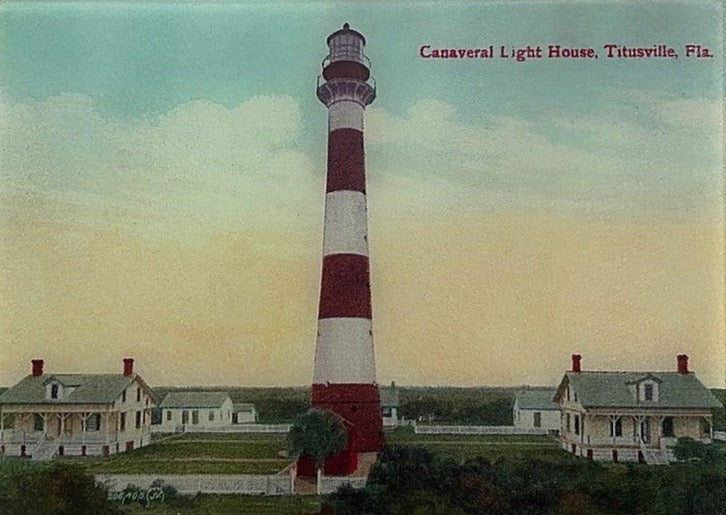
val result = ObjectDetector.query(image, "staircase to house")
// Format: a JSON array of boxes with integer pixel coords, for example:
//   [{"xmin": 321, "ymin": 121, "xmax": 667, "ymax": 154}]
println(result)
[
  {"xmin": 32, "ymin": 437, "xmax": 60, "ymax": 461},
  {"xmin": 640, "ymin": 442, "xmax": 668, "ymax": 465}
]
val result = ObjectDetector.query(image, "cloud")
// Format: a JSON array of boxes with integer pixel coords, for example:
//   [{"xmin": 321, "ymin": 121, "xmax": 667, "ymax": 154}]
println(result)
[
  {"xmin": 365, "ymin": 94, "xmax": 722, "ymax": 220},
  {"xmin": 0, "ymin": 93, "xmax": 320, "ymax": 238}
]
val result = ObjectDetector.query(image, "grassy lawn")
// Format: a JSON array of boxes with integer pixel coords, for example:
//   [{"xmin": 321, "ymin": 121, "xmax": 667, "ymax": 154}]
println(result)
[
  {"xmin": 59, "ymin": 432, "xmax": 293, "ymax": 475},
  {"xmin": 384, "ymin": 426, "xmax": 569, "ymax": 463},
  {"xmin": 118, "ymin": 494, "xmax": 321, "ymax": 515},
  {"xmin": 419, "ymin": 441, "xmax": 572, "ymax": 464}
]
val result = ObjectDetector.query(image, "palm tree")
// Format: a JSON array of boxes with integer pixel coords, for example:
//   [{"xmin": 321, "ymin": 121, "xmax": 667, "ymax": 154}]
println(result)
[{"xmin": 288, "ymin": 408, "xmax": 348, "ymax": 473}]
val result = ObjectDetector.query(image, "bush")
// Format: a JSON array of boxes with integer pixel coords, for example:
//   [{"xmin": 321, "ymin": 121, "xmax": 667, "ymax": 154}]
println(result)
[
  {"xmin": 673, "ymin": 437, "xmax": 717, "ymax": 462},
  {"xmin": 0, "ymin": 460, "xmax": 122, "ymax": 515}
]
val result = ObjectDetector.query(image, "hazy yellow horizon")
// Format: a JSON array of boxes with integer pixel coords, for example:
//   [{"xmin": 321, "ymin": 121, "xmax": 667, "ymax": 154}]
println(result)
[{"xmin": 2, "ymin": 204, "xmax": 723, "ymax": 389}]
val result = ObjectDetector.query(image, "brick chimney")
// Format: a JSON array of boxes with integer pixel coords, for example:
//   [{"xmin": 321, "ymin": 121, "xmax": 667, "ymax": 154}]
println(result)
[
  {"xmin": 677, "ymin": 354, "xmax": 689, "ymax": 374},
  {"xmin": 123, "ymin": 358, "xmax": 134, "ymax": 376},
  {"xmin": 571, "ymin": 354, "xmax": 582, "ymax": 373},
  {"xmin": 31, "ymin": 359, "xmax": 44, "ymax": 377}
]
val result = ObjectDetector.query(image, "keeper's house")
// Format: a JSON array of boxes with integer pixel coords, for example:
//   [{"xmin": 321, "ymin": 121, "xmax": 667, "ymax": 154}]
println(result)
[
  {"xmin": 158, "ymin": 391, "xmax": 234, "ymax": 431},
  {"xmin": 0, "ymin": 358, "xmax": 154, "ymax": 459},
  {"xmin": 554, "ymin": 354, "xmax": 722, "ymax": 464}
]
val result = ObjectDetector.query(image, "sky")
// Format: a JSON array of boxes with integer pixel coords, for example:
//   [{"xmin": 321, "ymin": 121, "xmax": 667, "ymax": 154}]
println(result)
[{"xmin": 0, "ymin": 1, "xmax": 724, "ymax": 387}]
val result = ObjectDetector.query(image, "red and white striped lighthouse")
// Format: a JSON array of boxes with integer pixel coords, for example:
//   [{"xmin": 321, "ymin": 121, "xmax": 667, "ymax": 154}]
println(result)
[{"xmin": 311, "ymin": 24, "xmax": 383, "ymax": 456}]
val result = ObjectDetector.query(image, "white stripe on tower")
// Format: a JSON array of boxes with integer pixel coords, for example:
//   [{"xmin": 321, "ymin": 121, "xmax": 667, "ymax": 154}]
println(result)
[
  {"xmin": 313, "ymin": 318, "xmax": 375, "ymax": 383},
  {"xmin": 322, "ymin": 191, "xmax": 369, "ymax": 256},
  {"xmin": 328, "ymin": 100, "xmax": 364, "ymax": 132}
]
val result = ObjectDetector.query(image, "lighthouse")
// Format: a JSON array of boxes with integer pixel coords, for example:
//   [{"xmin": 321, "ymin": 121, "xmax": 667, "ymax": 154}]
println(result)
[{"xmin": 311, "ymin": 23, "xmax": 383, "ymax": 466}]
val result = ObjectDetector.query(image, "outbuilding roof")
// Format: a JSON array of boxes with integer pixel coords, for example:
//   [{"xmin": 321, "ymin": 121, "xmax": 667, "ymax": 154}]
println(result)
[
  {"xmin": 160, "ymin": 391, "xmax": 231, "ymax": 409},
  {"xmin": 515, "ymin": 389, "xmax": 559, "ymax": 410},
  {"xmin": 379, "ymin": 386, "xmax": 400, "ymax": 407},
  {"xmin": 0, "ymin": 374, "xmax": 139, "ymax": 405},
  {"xmin": 554, "ymin": 372, "xmax": 722, "ymax": 409}
]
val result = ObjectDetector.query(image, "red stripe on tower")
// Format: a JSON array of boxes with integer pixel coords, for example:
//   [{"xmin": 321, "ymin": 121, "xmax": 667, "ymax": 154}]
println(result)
[{"xmin": 311, "ymin": 23, "xmax": 383, "ymax": 467}]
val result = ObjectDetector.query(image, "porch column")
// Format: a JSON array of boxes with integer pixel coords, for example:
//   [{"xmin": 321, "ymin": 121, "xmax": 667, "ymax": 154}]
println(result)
[
  {"xmin": 40, "ymin": 413, "xmax": 50, "ymax": 438},
  {"xmin": 20, "ymin": 413, "xmax": 30, "ymax": 445},
  {"xmin": 608, "ymin": 415, "xmax": 616, "ymax": 444},
  {"xmin": 81, "ymin": 413, "xmax": 89, "ymax": 444},
  {"xmin": 0, "ymin": 407, "xmax": 4, "ymax": 442},
  {"xmin": 652, "ymin": 416, "xmax": 663, "ymax": 447},
  {"xmin": 58, "ymin": 413, "xmax": 70, "ymax": 442}
]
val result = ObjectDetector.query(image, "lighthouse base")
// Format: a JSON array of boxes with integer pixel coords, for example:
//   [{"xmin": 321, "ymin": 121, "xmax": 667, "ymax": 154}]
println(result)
[{"xmin": 311, "ymin": 383, "xmax": 384, "ymax": 453}]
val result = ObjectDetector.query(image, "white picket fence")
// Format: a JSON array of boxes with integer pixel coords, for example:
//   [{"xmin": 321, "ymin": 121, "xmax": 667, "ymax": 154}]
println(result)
[
  {"xmin": 414, "ymin": 424, "xmax": 548, "ymax": 435},
  {"xmin": 97, "ymin": 474, "xmax": 294, "ymax": 495},
  {"xmin": 714, "ymin": 431, "xmax": 726, "ymax": 441},
  {"xmin": 316, "ymin": 471, "xmax": 367, "ymax": 495}
]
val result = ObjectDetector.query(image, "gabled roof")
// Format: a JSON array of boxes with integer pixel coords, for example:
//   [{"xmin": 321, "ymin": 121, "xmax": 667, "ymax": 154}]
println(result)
[
  {"xmin": 515, "ymin": 389, "xmax": 559, "ymax": 410},
  {"xmin": 233, "ymin": 402, "xmax": 256, "ymax": 411},
  {"xmin": 0, "ymin": 374, "xmax": 139, "ymax": 405},
  {"xmin": 160, "ymin": 391, "xmax": 231, "ymax": 409},
  {"xmin": 379, "ymin": 386, "xmax": 399, "ymax": 407},
  {"xmin": 554, "ymin": 372, "xmax": 722, "ymax": 409}
]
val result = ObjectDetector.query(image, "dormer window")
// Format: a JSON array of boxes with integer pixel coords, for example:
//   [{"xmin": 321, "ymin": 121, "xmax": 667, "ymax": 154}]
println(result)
[
  {"xmin": 45, "ymin": 380, "xmax": 63, "ymax": 400},
  {"xmin": 644, "ymin": 384, "xmax": 653, "ymax": 401},
  {"xmin": 638, "ymin": 378, "xmax": 659, "ymax": 402}
]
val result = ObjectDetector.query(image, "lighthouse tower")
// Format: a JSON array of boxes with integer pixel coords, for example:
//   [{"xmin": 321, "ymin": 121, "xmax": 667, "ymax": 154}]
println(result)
[{"xmin": 312, "ymin": 24, "xmax": 383, "ymax": 460}]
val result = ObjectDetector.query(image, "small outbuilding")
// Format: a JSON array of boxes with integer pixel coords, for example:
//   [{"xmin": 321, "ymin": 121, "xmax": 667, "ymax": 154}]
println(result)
[
  {"xmin": 379, "ymin": 383, "xmax": 400, "ymax": 427},
  {"xmin": 232, "ymin": 402, "xmax": 258, "ymax": 424},
  {"xmin": 513, "ymin": 388, "xmax": 560, "ymax": 433},
  {"xmin": 159, "ymin": 391, "xmax": 234, "ymax": 431}
]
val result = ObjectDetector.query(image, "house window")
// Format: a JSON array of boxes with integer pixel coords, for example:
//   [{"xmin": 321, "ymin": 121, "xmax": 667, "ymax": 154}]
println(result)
[
  {"xmin": 87, "ymin": 413, "xmax": 101, "ymax": 432},
  {"xmin": 50, "ymin": 384, "xmax": 59, "ymax": 399},
  {"xmin": 120, "ymin": 413, "xmax": 126, "ymax": 432},
  {"xmin": 701, "ymin": 419, "xmax": 711, "ymax": 437},
  {"xmin": 135, "ymin": 412, "xmax": 141, "ymax": 429},
  {"xmin": 166, "ymin": 411, "xmax": 172, "ymax": 422},
  {"xmin": 574, "ymin": 415, "xmax": 580, "ymax": 435},
  {"xmin": 533, "ymin": 412, "xmax": 542, "ymax": 428},
  {"xmin": 209, "ymin": 411, "xmax": 215, "ymax": 422},
  {"xmin": 566, "ymin": 388, "xmax": 570, "ymax": 402},
  {"xmin": 122, "ymin": 389, "xmax": 126, "ymax": 402},
  {"xmin": 610, "ymin": 418, "xmax": 622, "ymax": 437},
  {"xmin": 644, "ymin": 384, "xmax": 653, "ymax": 401},
  {"xmin": 192, "ymin": 410, "xmax": 199, "ymax": 425},
  {"xmin": 33, "ymin": 414, "xmax": 44, "ymax": 432},
  {"xmin": 662, "ymin": 417, "xmax": 674, "ymax": 437},
  {"xmin": 182, "ymin": 410, "xmax": 189, "ymax": 424},
  {"xmin": 612, "ymin": 449, "xmax": 618, "ymax": 462},
  {"xmin": 136, "ymin": 388, "xmax": 141, "ymax": 402},
  {"xmin": 382, "ymin": 407, "xmax": 392, "ymax": 417},
  {"xmin": 566, "ymin": 413, "xmax": 571, "ymax": 432}
]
